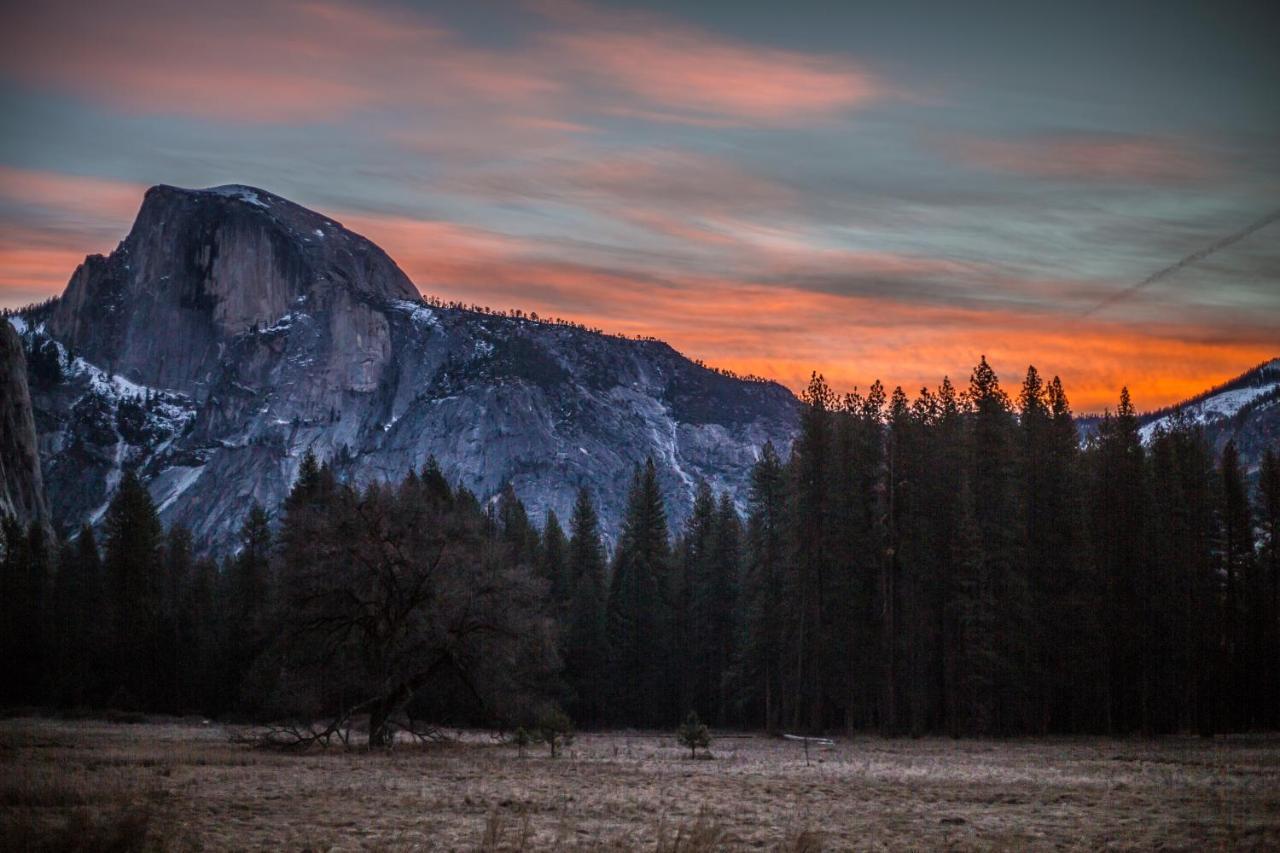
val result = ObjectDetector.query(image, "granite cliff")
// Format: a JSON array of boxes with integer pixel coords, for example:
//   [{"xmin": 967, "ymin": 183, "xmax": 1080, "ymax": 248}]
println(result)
[{"xmin": 17, "ymin": 185, "xmax": 800, "ymax": 550}]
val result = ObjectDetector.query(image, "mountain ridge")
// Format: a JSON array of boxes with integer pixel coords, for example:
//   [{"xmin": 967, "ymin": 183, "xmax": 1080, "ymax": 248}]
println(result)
[{"xmin": 16, "ymin": 184, "xmax": 800, "ymax": 551}]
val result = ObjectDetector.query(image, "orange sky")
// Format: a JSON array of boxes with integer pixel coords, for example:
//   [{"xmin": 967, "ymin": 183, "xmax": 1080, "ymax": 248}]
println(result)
[
  {"xmin": 1, "ymin": 166, "xmax": 1272, "ymax": 413},
  {"xmin": 1, "ymin": 1, "xmax": 1276, "ymax": 414}
]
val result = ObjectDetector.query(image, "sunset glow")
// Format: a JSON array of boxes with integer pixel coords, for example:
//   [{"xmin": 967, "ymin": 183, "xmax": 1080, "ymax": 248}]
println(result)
[{"xmin": 2, "ymin": 0, "xmax": 1276, "ymax": 411}]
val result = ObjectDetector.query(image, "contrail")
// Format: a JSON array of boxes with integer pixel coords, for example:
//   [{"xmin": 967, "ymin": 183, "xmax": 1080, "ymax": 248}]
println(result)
[{"xmin": 1083, "ymin": 207, "xmax": 1280, "ymax": 317}]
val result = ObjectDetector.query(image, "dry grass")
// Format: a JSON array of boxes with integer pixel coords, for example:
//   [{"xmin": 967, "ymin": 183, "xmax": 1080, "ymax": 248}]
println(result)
[{"xmin": 1, "ymin": 718, "xmax": 1277, "ymax": 850}]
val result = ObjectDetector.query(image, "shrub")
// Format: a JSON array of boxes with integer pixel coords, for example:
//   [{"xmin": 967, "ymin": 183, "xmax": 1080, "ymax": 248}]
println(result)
[
  {"xmin": 534, "ymin": 706, "xmax": 574, "ymax": 758},
  {"xmin": 511, "ymin": 726, "xmax": 531, "ymax": 757},
  {"xmin": 677, "ymin": 711, "xmax": 711, "ymax": 759}
]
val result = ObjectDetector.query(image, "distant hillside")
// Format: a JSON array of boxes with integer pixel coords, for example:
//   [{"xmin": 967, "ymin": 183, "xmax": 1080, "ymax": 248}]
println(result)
[{"xmin": 1077, "ymin": 358, "xmax": 1280, "ymax": 477}]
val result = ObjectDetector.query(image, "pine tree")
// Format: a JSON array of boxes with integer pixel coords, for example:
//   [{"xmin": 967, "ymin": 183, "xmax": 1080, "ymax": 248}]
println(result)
[
  {"xmin": 1146, "ymin": 416, "xmax": 1217, "ymax": 733},
  {"xmin": 678, "ymin": 481, "xmax": 717, "ymax": 720},
  {"xmin": 565, "ymin": 488, "xmax": 609, "ymax": 726},
  {"xmin": 1088, "ymin": 387, "xmax": 1148, "ymax": 732},
  {"xmin": 103, "ymin": 470, "xmax": 165, "ymax": 707},
  {"xmin": 790, "ymin": 373, "xmax": 835, "ymax": 732},
  {"xmin": 1220, "ymin": 439, "xmax": 1256, "ymax": 729},
  {"xmin": 50, "ymin": 525, "xmax": 103, "ymax": 704},
  {"xmin": 966, "ymin": 356, "xmax": 1030, "ymax": 733},
  {"xmin": 539, "ymin": 510, "xmax": 571, "ymax": 616},
  {"xmin": 740, "ymin": 442, "xmax": 789, "ymax": 732},
  {"xmin": 497, "ymin": 484, "xmax": 540, "ymax": 569},
  {"xmin": 1, "ymin": 516, "xmax": 51, "ymax": 703},
  {"xmin": 1258, "ymin": 449, "xmax": 1280, "ymax": 728},
  {"xmin": 159, "ymin": 524, "xmax": 194, "ymax": 710},
  {"xmin": 709, "ymin": 492, "xmax": 742, "ymax": 725},
  {"xmin": 606, "ymin": 459, "xmax": 673, "ymax": 726},
  {"xmin": 225, "ymin": 503, "xmax": 273, "ymax": 705}
]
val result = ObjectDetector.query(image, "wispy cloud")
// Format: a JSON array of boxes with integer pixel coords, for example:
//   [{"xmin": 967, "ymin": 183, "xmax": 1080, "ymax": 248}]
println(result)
[
  {"xmin": 2, "ymin": 0, "xmax": 882, "ymax": 127},
  {"xmin": 942, "ymin": 132, "xmax": 1209, "ymax": 184}
]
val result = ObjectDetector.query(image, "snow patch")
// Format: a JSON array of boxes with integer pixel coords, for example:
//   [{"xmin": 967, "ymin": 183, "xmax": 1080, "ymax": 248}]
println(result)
[
  {"xmin": 262, "ymin": 313, "xmax": 302, "ymax": 334},
  {"xmin": 1140, "ymin": 382, "xmax": 1280, "ymax": 443},
  {"xmin": 155, "ymin": 466, "xmax": 206, "ymax": 514},
  {"xmin": 207, "ymin": 185, "xmax": 270, "ymax": 208},
  {"xmin": 391, "ymin": 299, "xmax": 439, "ymax": 329},
  {"xmin": 7, "ymin": 315, "xmax": 26, "ymax": 334},
  {"xmin": 313, "ymin": 228, "xmax": 325, "ymax": 239}
]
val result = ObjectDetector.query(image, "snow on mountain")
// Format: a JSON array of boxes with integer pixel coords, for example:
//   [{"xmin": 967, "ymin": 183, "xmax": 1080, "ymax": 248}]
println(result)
[
  {"xmin": 1139, "ymin": 382, "xmax": 1280, "ymax": 443},
  {"xmin": 23, "ymin": 184, "xmax": 799, "ymax": 551}
]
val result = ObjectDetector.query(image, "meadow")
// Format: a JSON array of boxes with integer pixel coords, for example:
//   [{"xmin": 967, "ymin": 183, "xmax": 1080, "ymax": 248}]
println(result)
[{"xmin": 1, "ymin": 717, "xmax": 1277, "ymax": 851}]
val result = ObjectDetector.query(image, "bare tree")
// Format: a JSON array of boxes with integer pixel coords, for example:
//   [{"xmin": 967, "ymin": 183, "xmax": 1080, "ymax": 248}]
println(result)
[{"xmin": 255, "ymin": 472, "xmax": 558, "ymax": 749}]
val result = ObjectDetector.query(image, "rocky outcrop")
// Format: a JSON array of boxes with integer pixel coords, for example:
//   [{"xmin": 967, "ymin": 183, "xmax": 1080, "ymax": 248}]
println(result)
[
  {"xmin": 0, "ymin": 321, "xmax": 48, "ymax": 527},
  {"xmin": 26, "ymin": 185, "xmax": 800, "ymax": 551}
]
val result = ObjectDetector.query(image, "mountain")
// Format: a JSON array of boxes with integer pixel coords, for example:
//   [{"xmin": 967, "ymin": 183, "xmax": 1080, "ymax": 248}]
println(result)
[
  {"xmin": 0, "ymin": 319, "xmax": 49, "ymax": 527},
  {"xmin": 14, "ymin": 184, "xmax": 799, "ymax": 551},
  {"xmin": 1078, "ymin": 358, "xmax": 1280, "ymax": 476}
]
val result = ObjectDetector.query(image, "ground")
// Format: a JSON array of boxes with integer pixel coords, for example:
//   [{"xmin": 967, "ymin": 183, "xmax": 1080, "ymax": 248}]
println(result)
[{"xmin": 2, "ymin": 717, "xmax": 1278, "ymax": 851}]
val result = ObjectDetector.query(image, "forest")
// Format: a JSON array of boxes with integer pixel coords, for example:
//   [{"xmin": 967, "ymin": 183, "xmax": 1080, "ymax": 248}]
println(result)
[{"xmin": 2, "ymin": 357, "xmax": 1278, "ymax": 744}]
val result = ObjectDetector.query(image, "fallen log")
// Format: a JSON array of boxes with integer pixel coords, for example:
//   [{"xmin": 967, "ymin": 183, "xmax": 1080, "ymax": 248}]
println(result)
[{"xmin": 782, "ymin": 733, "xmax": 835, "ymax": 746}]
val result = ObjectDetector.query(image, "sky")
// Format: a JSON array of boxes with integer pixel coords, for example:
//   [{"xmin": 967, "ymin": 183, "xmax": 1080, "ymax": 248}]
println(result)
[{"xmin": 1, "ymin": 0, "xmax": 1277, "ymax": 411}]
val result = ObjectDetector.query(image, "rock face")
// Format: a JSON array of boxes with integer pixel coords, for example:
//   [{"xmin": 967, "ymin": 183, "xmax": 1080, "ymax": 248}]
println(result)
[
  {"xmin": 22, "ymin": 185, "xmax": 800, "ymax": 551},
  {"xmin": 0, "ymin": 321, "xmax": 48, "ymax": 527}
]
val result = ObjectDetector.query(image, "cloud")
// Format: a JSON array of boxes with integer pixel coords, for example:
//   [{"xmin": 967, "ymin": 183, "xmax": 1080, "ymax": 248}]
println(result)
[
  {"xmin": 2, "ymin": 0, "xmax": 882, "ymax": 127},
  {"xmin": 1, "ymin": 0, "xmax": 559, "ymax": 123},
  {"xmin": 3, "ymin": 168, "xmax": 1275, "ymax": 413},
  {"xmin": 943, "ymin": 132, "xmax": 1209, "ymax": 183},
  {"xmin": 340, "ymin": 208, "xmax": 1278, "ymax": 411},
  {"xmin": 538, "ymin": 30, "xmax": 879, "ymax": 124},
  {"xmin": 0, "ymin": 168, "xmax": 146, "ymax": 301}
]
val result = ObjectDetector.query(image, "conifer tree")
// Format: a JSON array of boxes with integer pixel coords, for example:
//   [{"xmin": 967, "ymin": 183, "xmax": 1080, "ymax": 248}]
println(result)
[
  {"xmin": 497, "ymin": 485, "xmax": 540, "ymax": 569},
  {"xmin": 790, "ymin": 373, "xmax": 835, "ymax": 731},
  {"xmin": 1089, "ymin": 387, "xmax": 1148, "ymax": 732},
  {"xmin": 225, "ymin": 503, "xmax": 273, "ymax": 703},
  {"xmin": 1220, "ymin": 439, "xmax": 1256, "ymax": 729},
  {"xmin": 103, "ymin": 470, "xmax": 165, "ymax": 707},
  {"xmin": 1258, "ymin": 449, "xmax": 1280, "ymax": 728},
  {"xmin": 709, "ymin": 492, "xmax": 742, "ymax": 725},
  {"xmin": 678, "ymin": 482, "xmax": 717, "ymax": 719},
  {"xmin": 740, "ymin": 442, "xmax": 789, "ymax": 732},
  {"xmin": 159, "ymin": 524, "xmax": 194, "ymax": 710},
  {"xmin": 564, "ymin": 488, "xmax": 609, "ymax": 725},
  {"xmin": 606, "ymin": 459, "xmax": 673, "ymax": 726},
  {"xmin": 966, "ymin": 357, "xmax": 1030, "ymax": 733},
  {"xmin": 1, "ymin": 516, "xmax": 51, "ymax": 703},
  {"xmin": 50, "ymin": 525, "xmax": 103, "ymax": 704},
  {"xmin": 539, "ymin": 510, "xmax": 571, "ymax": 616}
]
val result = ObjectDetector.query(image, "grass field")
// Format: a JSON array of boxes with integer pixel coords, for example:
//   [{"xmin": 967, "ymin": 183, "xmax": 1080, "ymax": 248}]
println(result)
[{"xmin": 1, "ymin": 716, "xmax": 1277, "ymax": 851}]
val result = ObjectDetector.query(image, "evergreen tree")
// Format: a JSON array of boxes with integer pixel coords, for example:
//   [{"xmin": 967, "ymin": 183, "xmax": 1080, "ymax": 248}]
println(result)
[
  {"xmin": 50, "ymin": 525, "xmax": 104, "ymax": 704},
  {"xmin": 564, "ymin": 488, "xmax": 609, "ymax": 726},
  {"xmin": 709, "ymin": 492, "xmax": 742, "ymax": 726},
  {"xmin": 1, "ymin": 516, "xmax": 51, "ymax": 703},
  {"xmin": 225, "ymin": 503, "xmax": 273, "ymax": 706},
  {"xmin": 606, "ymin": 459, "xmax": 673, "ymax": 726},
  {"xmin": 739, "ymin": 442, "xmax": 789, "ymax": 732},
  {"xmin": 103, "ymin": 470, "xmax": 165, "ymax": 707},
  {"xmin": 790, "ymin": 373, "xmax": 835, "ymax": 732},
  {"xmin": 1146, "ymin": 416, "xmax": 1218, "ymax": 734},
  {"xmin": 1220, "ymin": 439, "xmax": 1256, "ymax": 729},
  {"xmin": 159, "ymin": 524, "xmax": 194, "ymax": 710},
  {"xmin": 539, "ymin": 510, "xmax": 571, "ymax": 615},
  {"xmin": 1088, "ymin": 387, "xmax": 1148, "ymax": 732},
  {"xmin": 966, "ymin": 357, "xmax": 1030, "ymax": 733},
  {"xmin": 678, "ymin": 481, "xmax": 717, "ymax": 720},
  {"xmin": 1258, "ymin": 449, "xmax": 1280, "ymax": 729},
  {"xmin": 496, "ymin": 484, "xmax": 540, "ymax": 569}
]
